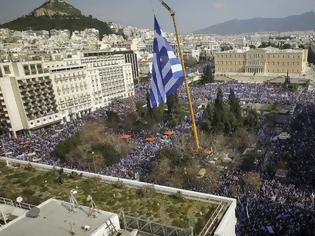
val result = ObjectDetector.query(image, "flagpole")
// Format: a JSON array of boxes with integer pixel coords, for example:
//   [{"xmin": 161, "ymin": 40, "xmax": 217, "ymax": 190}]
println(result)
[{"xmin": 160, "ymin": 0, "xmax": 200, "ymax": 151}]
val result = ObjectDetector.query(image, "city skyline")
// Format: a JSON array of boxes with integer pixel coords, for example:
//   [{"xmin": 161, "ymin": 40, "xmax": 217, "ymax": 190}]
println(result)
[{"xmin": 0, "ymin": 0, "xmax": 315, "ymax": 33}]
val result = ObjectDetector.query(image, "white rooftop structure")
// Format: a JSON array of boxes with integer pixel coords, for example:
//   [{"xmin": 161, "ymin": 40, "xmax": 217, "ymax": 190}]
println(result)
[{"xmin": 0, "ymin": 198, "xmax": 120, "ymax": 236}]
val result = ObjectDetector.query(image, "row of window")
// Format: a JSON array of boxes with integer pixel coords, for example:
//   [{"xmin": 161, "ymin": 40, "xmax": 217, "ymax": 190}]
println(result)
[
  {"xmin": 24, "ymin": 64, "xmax": 43, "ymax": 76},
  {"xmin": 216, "ymin": 53, "xmax": 302, "ymax": 59},
  {"xmin": 216, "ymin": 61, "xmax": 300, "ymax": 66}
]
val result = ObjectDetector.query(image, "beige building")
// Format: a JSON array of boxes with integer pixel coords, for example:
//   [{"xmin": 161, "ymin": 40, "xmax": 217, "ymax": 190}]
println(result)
[{"xmin": 215, "ymin": 47, "xmax": 308, "ymax": 75}]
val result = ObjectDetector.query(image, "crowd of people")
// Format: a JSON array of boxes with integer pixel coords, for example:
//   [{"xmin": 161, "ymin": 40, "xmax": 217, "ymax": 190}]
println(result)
[
  {"xmin": 180, "ymin": 82, "xmax": 303, "ymax": 105},
  {"xmin": 214, "ymin": 103, "xmax": 315, "ymax": 235},
  {"xmin": 1, "ymin": 79, "xmax": 315, "ymax": 235}
]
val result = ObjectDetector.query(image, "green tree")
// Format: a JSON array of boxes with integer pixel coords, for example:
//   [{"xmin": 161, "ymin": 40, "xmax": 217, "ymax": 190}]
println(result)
[
  {"xmin": 106, "ymin": 110, "xmax": 120, "ymax": 124},
  {"xmin": 201, "ymin": 103, "xmax": 214, "ymax": 132},
  {"xmin": 166, "ymin": 93, "xmax": 184, "ymax": 127},
  {"xmin": 213, "ymin": 88, "xmax": 225, "ymax": 132},
  {"xmin": 91, "ymin": 143, "xmax": 121, "ymax": 166},
  {"xmin": 145, "ymin": 92, "xmax": 164, "ymax": 124},
  {"xmin": 55, "ymin": 134, "xmax": 81, "ymax": 162},
  {"xmin": 258, "ymin": 42, "xmax": 271, "ymax": 48},
  {"xmin": 146, "ymin": 91, "xmax": 154, "ymax": 118},
  {"xmin": 201, "ymin": 65, "xmax": 214, "ymax": 84},
  {"xmin": 245, "ymin": 108, "xmax": 259, "ymax": 131},
  {"xmin": 228, "ymin": 89, "xmax": 242, "ymax": 120}
]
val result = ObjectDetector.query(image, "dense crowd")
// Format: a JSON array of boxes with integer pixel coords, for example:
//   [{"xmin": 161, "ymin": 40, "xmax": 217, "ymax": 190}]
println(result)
[
  {"xmin": 1, "ymin": 80, "xmax": 315, "ymax": 235},
  {"xmin": 215, "ymin": 103, "xmax": 315, "ymax": 235},
  {"xmin": 180, "ymin": 82, "xmax": 303, "ymax": 105}
]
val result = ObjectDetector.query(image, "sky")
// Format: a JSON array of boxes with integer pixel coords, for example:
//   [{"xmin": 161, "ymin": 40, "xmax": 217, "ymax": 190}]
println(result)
[{"xmin": 0, "ymin": 0, "xmax": 315, "ymax": 33}]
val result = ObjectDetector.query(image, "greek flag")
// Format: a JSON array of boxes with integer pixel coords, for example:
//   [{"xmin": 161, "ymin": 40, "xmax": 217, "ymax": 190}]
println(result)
[{"xmin": 149, "ymin": 17, "xmax": 184, "ymax": 108}]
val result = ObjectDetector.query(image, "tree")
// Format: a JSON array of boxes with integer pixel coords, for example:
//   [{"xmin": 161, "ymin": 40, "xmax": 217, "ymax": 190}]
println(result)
[
  {"xmin": 308, "ymin": 46, "xmax": 315, "ymax": 65},
  {"xmin": 245, "ymin": 108, "xmax": 259, "ymax": 131},
  {"xmin": 258, "ymin": 42, "xmax": 271, "ymax": 48},
  {"xmin": 228, "ymin": 89, "xmax": 242, "ymax": 120},
  {"xmin": 280, "ymin": 43, "xmax": 291, "ymax": 49},
  {"xmin": 146, "ymin": 91, "xmax": 154, "ymax": 118},
  {"xmin": 213, "ymin": 88, "xmax": 225, "ymax": 132},
  {"xmin": 201, "ymin": 103, "xmax": 214, "ymax": 132},
  {"xmin": 201, "ymin": 65, "xmax": 214, "ymax": 84},
  {"xmin": 249, "ymin": 45, "xmax": 256, "ymax": 49},
  {"xmin": 106, "ymin": 110, "xmax": 120, "ymax": 124},
  {"xmin": 166, "ymin": 93, "xmax": 184, "ymax": 127},
  {"xmin": 91, "ymin": 143, "xmax": 121, "ymax": 166},
  {"xmin": 145, "ymin": 92, "xmax": 164, "ymax": 124},
  {"xmin": 55, "ymin": 134, "xmax": 81, "ymax": 162}
]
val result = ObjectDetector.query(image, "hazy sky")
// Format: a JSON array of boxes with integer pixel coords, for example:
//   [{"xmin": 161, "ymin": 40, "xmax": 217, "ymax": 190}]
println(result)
[{"xmin": 0, "ymin": 0, "xmax": 315, "ymax": 32}]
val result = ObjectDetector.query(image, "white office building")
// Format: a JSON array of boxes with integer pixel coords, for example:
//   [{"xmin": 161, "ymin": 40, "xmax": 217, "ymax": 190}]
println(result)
[{"xmin": 0, "ymin": 50, "xmax": 135, "ymax": 136}]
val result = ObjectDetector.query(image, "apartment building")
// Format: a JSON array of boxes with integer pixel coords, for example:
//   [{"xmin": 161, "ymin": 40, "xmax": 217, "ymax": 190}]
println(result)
[{"xmin": 215, "ymin": 48, "xmax": 308, "ymax": 75}]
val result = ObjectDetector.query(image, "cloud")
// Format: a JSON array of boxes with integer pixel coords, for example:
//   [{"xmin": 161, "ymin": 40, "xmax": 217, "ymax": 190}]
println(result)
[{"xmin": 212, "ymin": 2, "xmax": 226, "ymax": 11}]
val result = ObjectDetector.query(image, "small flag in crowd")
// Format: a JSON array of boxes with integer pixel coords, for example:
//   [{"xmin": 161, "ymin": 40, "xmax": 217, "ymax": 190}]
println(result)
[{"xmin": 149, "ymin": 17, "xmax": 184, "ymax": 108}]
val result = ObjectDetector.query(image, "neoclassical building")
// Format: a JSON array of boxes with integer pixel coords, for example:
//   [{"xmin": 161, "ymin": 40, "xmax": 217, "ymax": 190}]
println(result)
[{"xmin": 215, "ymin": 47, "xmax": 308, "ymax": 75}]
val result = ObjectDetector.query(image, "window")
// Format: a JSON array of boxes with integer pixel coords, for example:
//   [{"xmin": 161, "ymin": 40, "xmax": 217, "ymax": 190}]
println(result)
[
  {"xmin": 37, "ymin": 64, "xmax": 43, "ymax": 74},
  {"xmin": 24, "ymin": 65, "xmax": 30, "ymax": 75},
  {"xmin": 3, "ymin": 66, "xmax": 10, "ymax": 74},
  {"xmin": 30, "ymin": 64, "xmax": 36, "ymax": 75}
]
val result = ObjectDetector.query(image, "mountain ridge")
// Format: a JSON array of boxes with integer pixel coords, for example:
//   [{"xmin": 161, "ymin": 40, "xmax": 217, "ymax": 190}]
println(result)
[{"xmin": 194, "ymin": 11, "xmax": 315, "ymax": 35}]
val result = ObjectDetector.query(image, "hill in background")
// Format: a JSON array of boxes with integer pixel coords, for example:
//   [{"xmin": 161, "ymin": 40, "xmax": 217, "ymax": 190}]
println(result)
[{"xmin": 0, "ymin": 0, "xmax": 112, "ymax": 37}]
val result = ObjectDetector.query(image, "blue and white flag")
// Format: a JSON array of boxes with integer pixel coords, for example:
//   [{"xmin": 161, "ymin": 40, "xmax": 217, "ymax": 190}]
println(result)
[{"xmin": 149, "ymin": 17, "xmax": 184, "ymax": 108}]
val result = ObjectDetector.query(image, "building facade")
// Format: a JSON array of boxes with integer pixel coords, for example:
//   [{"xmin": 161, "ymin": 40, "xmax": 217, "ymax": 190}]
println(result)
[
  {"xmin": 45, "ymin": 59, "xmax": 92, "ymax": 122},
  {"xmin": 0, "ymin": 50, "xmax": 135, "ymax": 136},
  {"xmin": 0, "ymin": 62, "xmax": 60, "ymax": 137},
  {"xmin": 81, "ymin": 51, "xmax": 134, "ymax": 109},
  {"xmin": 215, "ymin": 48, "xmax": 308, "ymax": 75}
]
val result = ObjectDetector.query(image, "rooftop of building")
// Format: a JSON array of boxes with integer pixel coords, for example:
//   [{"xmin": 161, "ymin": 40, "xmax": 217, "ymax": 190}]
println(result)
[
  {"xmin": 215, "ymin": 47, "xmax": 306, "ymax": 54},
  {"xmin": 0, "ymin": 159, "xmax": 235, "ymax": 235},
  {"xmin": 0, "ymin": 198, "xmax": 117, "ymax": 236}
]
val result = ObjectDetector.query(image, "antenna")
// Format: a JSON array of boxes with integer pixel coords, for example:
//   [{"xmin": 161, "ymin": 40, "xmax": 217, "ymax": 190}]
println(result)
[
  {"xmin": 86, "ymin": 195, "xmax": 97, "ymax": 217},
  {"xmin": 69, "ymin": 189, "xmax": 79, "ymax": 212}
]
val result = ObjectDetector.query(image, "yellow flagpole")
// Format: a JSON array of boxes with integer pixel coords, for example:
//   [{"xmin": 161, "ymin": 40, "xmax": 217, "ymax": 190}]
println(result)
[{"xmin": 160, "ymin": 1, "xmax": 200, "ymax": 151}]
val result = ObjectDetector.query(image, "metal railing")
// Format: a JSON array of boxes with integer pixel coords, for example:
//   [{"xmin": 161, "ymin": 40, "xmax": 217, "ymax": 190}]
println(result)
[
  {"xmin": 120, "ymin": 213, "xmax": 193, "ymax": 236},
  {"xmin": 198, "ymin": 203, "xmax": 226, "ymax": 236},
  {"xmin": 0, "ymin": 197, "xmax": 35, "ymax": 210}
]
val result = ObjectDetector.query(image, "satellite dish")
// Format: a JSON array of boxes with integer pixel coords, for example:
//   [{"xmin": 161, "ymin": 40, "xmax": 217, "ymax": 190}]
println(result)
[
  {"xmin": 86, "ymin": 195, "xmax": 93, "ymax": 202},
  {"xmin": 16, "ymin": 196, "xmax": 23, "ymax": 203},
  {"xmin": 27, "ymin": 207, "xmax": 40, "ymax": 218}
]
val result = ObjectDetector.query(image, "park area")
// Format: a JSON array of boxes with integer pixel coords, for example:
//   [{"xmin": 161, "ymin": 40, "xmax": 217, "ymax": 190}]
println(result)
[{"xmin": 0, "ymin": 161, "xmax": 219, "ymax": 233}]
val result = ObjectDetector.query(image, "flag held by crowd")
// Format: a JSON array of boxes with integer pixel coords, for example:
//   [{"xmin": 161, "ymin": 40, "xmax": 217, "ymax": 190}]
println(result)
[{"xmin": 149, "ymin": 17, "xmax": 184, "ymax": 108}]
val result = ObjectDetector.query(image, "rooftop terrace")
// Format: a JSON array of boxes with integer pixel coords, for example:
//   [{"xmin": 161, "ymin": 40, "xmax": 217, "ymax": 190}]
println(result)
[{"xmin": 0, "ymin": 158, "xmax": 236, "ymax": 235}]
